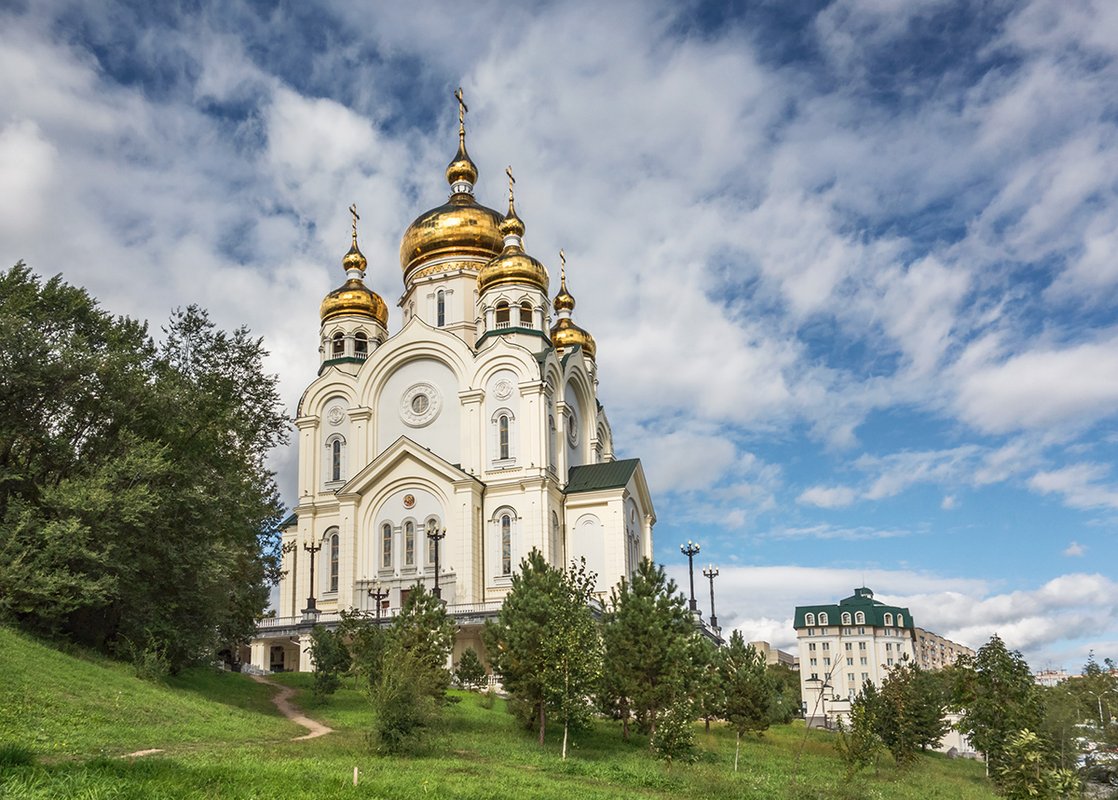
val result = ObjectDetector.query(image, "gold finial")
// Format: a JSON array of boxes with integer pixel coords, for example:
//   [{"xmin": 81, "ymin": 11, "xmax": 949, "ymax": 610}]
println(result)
[
  {"xmin": 559, "ymin": 249, "xmax": 567, "ymax": 287},
  {"xmin": 349, "ymin": 203, "xmax": 360, "ymax": 244},
  {"xmin": 455, "ymin": 87, "xmax": 468, "ymax": 138},
  {"xmin": 506, "ymin": 165, "xmax": 515, "ymax": 205}
]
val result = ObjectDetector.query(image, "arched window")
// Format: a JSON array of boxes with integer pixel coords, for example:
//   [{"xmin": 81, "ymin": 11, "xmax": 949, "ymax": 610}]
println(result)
[
  {"xmin": 855, "ymin": 611, "xmax": 865, "ymax": 624},
  {"xmin": 519, "ymin": 301, "xmax": 532, "ymax": 328},
  {"xmin": 818, "ymin": 612, "xmax": 829, "ymax": 625},
  {"xmin": 329, "ymin": 531, "xmax": 339, "ymax": 592},
  {"xmin": 896, "ymin": 614, "xmax": 903, "ymax": 627},
  {"xmin": 498, "ymin": 414, "xmax": 510, "ymax": 459},
  {"xmin": 842, "ymin": 612, "xmax": 851, "ymax": 625},
  {"xmin": 884, "ymin": 613, "xmax": 893, "ymax": 626},
  {"xmin": 331, "ymin": 332, "xmax": 345, "ymax": 357},
  {"xmin": 501, "ymin": 514, "xmax": 512, "ymax": 575},
  {"xmin": 404, "ymin": 521, "xmax": 415, "ymax": 567},
  {"xmin": 381, "ymin": 523, "xmax": 392, "ymax": 569},
  {"xmin": 331, "ymin": 438, "xmax": 343, "ymax": 482},
  {"xmin": 354, "ymin": 331, "xmax": 368, "ymax": 358},
  {"xmin": 805, "ymin": 613, "xmax": 815, "ymax": 626},
  {"xmin": 436, "ymin": 290, "xmax": 446, "ymax": 327},
  {"xmin": 495, "ymin": 301, "xmax": 510, "ymax": 328}
]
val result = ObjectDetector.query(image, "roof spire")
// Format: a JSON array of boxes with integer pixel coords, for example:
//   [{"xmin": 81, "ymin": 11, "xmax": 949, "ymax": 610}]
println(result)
[
  {"xmin": 498, "ymin": 165, "xmax": 525, "ymax": 241},
  {"xmin": 446, "ymin": 87, "xmax": 478, "ymax": 192}
]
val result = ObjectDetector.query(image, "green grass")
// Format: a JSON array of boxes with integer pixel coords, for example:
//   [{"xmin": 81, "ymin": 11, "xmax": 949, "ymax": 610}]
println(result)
[{"xmin": 0, "ymin": 626, "xmax": 999, "ymax": 799}]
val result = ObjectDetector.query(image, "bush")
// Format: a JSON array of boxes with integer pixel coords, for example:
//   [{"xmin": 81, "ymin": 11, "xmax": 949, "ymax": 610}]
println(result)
[
  {"xmin": 308, "ymin": 625, "xmax": 350, "ymax": 700},
  {"xmin": 128, "ymin": 639, "xmax": 170, "ymax": 682},
  {"xmin": 650, "ymin": 701, "xmax": 697, "ymax": 765},
  {"xmin": 997, "ymin": 729, "xmax": 1080, "ymax": 800},
  {"xmin": 369, "ymin": 646, "xmax": 441, "ymax": 754}
]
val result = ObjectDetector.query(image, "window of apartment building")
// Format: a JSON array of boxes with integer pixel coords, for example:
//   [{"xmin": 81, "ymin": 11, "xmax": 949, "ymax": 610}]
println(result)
[
  {"xmin": 845, "ymin": 642, "xmax": 853, "ymax": 651},
  {"xmin": 818, "ymin": 612, "xmax": 829, "ymax": 625},
  {"xmin": 842, "ymin": 612, "xmax": 851, "ymax": 625},
  {"xmin": 848, "ymin": 673, "xmax": 855, "ymax": 684},
  {"xmin": 823, "ymin": 657, "xmax": 831, "ymax": 666},
  {"xmin": 858, "ymin": 627, "xmax": 866, "ymax": 634},
  {"xmin": 805, "ymin": 613, "xmax": 815, "ymax": 626},
  {"xmin": 887, "ymin": 657, "xmax": 894, "ymax": 666},
  {"xmin": 860, "ymin": 657, "xmax": 868, "ymax": 665},
  {"xmin": 855, "ymin": 611, "xmax": 865, "ymax": 624},
  {"xmin": 808, "ymin": 642, "xmax": 816, "ymax": 651},
  {"xmin": 846, "ymin": 658, "xmax": 854, "ymax": 666},
  {"xmin": 822, "ymin": 642, "xmax": 830, "ymax": 651},
  {"xmin": 886, "ymin": 643, "xmax": 893, "ymax": 652},
  {"xmin": 858, "ymin": 642, "xmax": 866, "ymax": 650},
  {"xmin": 810, "ymin": 672, "xmax": 818, "ymax": 680},
  {"xmin": 810, "ymin": 658, "xmax": 817, "ymax": 666},
  {"xmin": 843, "ymin": 627, "xmax": 853, "ymax": 635},
  {"xmin": 861, "ymin": 672, "xmax": 869, "ymax": 682},
  {"xmin": 884, "ymin": 613, "xmax": 893, "ymax": 626}
]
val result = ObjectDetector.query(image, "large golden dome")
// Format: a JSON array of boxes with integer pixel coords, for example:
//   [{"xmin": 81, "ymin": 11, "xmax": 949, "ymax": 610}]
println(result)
[
  {"xmin": 399, "ymin": 90, "xmax": 504, "ymax": 282},
  {"xmin": 477, "ymin": 195, "xmax": 549, "ymax": 295}
]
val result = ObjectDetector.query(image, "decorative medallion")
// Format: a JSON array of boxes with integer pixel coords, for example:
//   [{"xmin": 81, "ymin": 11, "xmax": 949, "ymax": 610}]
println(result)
[
  {"xmin": 326, "ymin": 405, "xmax": 346, "ymax": 425},
  {"xmin": 494, "ymin": 378, "xmax": 514, "ymax": 400},
  {"xmin": 403, "ymin": 494, "xmax": 416, "ymax": 509},
  {"xmin": 400, "ymin": 382, "xmax": 442, "ymax": 427},
  {"xmin": 567, "ymin": 412, "xmax": 579, "ymax": 447}
]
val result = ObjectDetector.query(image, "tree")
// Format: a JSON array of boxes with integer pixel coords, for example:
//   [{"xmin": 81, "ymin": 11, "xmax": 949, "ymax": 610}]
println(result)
[
  {"xmin": 308, "ymin": 625, "xmax": 350, "ymax": 700},
  {"xmin": 996, "ymin": 729, "xmax": 1079, "ymax": 800},
  {"xmin": 336, "ymin": 608, "xmax": 387, "ymax": 690},
  {"xmin": 953, "ymin": 634, "xmax": 1044, "ymax": 778},
  {"xmin": 454, "ymin": 647, "xmax": 488, "ymax": 691},
  {"xmin": 485, "ymin": 551, "xmax": 602, "ymax": 754},
  {"xmin": 767, "ymin": 662, "xmax": 801, "ymax": 725},
  {"xmin": 369, "ymin": 642, "xmax": 442, "ymax": 754},
  {"xmin": 721, "ymin": 632, "xmax": 774, "ymax": 770},
  {"xmin": 0, "ymin": 265, "xmax": 287, "ymax": 671},
  {"xmin": 650, "ymin": 698, "xmax": 697, "ymax": 766},
  {"xmin": 599, "ymin": 558, "xmax": 696, "ymax": 739},
  {"xmin": 692, "ymin": 636, "xmax": 725, "ymax": 733},
  {"xmin": 867, "ymin": 657, "xmax": 950, "ymax": 767},
  {"xmin": 388, "ymin": 583, "xmax": 454, "ymax": 699},
  {"xmin": 835, "ymin": 683, "xmax": 884, "ymax": 780}
]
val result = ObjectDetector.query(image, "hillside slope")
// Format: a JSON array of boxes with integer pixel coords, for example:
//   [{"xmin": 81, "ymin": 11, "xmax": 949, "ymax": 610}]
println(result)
[{"xmin": 0, "ymin": 626, "xmax": 297, "ymax": 757}]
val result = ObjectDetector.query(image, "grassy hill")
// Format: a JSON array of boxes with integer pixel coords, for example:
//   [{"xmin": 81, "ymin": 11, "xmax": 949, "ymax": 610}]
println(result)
[{"xmin": 0, "ymin": 626, "xmax": 999, "ymax": 799}]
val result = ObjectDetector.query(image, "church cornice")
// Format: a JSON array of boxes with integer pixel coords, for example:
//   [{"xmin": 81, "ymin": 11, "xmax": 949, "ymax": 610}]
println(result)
[{"xmin": 474, "ymin": 326, "xmax": 551, "ymax": 349}]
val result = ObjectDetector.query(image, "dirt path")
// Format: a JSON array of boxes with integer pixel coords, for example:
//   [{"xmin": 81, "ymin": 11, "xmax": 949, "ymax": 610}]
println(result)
[{"xmin": 250, "ymin": 675, "xmax": 334, "ymax": 740}]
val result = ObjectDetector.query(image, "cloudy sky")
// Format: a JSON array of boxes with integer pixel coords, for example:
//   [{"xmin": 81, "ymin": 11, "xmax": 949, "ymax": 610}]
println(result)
[{"xmin": 3, "ymin": 0, "xmax": 1117, "ymax": 670}]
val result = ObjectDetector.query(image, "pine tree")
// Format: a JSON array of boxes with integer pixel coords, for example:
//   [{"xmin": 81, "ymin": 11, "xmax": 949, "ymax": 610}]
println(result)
[
  {"xmin": 389, "ymin": 583, "xmax": 454, "ymax": 699},
  {"xmin": 599, "ymin": 558, "xmax": 696, "ymax": 739},
  {"xmin": 454, "ymin": 647, "xmax": 488, "ymax": 691},
  {"xmin": 308, "ymin": 625, "xmax": 350, "ymax": 699},
  {"xmin": 721, "ymin": 631, "xmax": 774, "ymax": 770}
]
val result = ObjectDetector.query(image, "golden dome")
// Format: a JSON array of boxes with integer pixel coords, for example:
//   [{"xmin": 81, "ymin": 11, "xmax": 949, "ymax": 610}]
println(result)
[
  {"xmin": 320, "ymin": 279, "xmax": 389, "ymax": 327},
  {"xmin": 322, "ymin": 207, "xmax": 389, "ymax": 327},
  {"xmin": 399, "ymin": 196, "xmax": 505, "ymax": 279},
  {"xmin": 477, "ymin": 182, "xmax": 549, "ymax": 295},
  {"xmin": 549, "ymin": 253, "xmax": 595, "ymax": 358},
  {"xmin": 550, "ymin": 317, "xmax": 597, "ymax": 359},
  {"xmin": 399, "ymin": 87, "xmax": 504, "ymax": 282}
]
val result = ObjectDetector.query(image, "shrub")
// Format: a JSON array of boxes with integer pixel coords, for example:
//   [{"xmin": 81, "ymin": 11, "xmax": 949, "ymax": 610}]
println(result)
[{"xmin": 650, "ymin": 701, "xmax": 697, "ymax": 765}]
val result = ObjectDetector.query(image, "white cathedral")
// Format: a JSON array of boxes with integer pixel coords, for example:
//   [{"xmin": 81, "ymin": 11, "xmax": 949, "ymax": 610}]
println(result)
[{"xmin": 248, "ymin": 96, "xmax": 656, "ymax": 672}]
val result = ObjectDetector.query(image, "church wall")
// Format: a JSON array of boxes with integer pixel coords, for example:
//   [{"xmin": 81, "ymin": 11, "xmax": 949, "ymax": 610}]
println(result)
[{"xmin": 375, "ymin": 357, "xmax": 461, "ymax": 462}]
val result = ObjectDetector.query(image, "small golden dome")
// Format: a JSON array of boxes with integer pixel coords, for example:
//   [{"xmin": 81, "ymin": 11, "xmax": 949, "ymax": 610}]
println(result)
[
  {"xmin": 446, "ymin": 138, "xmax": 478, "ymax": 187},
  {"xmin": 550, "ymin": 317, "xmax": 597, "ymax": 359},
  {"xmin": 320, "ymin": 279, "xmax": 389, "ymax": 327},
  {"xmin": 342, "ymin": 240, "xmax": 367, "ymax": 273},
  {"xmin": 477, "ymin": 180, "xmax": 549, "ymax": 295},
  {"xmin": 553, "ymin": 263, "xmax": 575, "ymax": 313}
]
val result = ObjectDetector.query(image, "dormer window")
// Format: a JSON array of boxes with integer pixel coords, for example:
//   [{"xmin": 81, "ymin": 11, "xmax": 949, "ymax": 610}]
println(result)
[
  {"xmin": 884, "ymin": 613, "xmax": 893, "ymax": 626},
  {"xmin": 818, "ymin": 612, "xmax": 829, "ymax": 625},
  {"xmin": 805, "ymin": 613, "xmax": 815, "ymax": 626},
  {"xmin": 855, "ymin": 611, "xmax": 865, "ymax": 624},
  {"xmin": 842, "ymin": 612, "xmax": 851, "ymax": 625}
]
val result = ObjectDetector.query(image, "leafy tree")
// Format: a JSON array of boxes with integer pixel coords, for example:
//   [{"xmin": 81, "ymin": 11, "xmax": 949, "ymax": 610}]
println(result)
[
  {"xmin": 369, "ymin": 642, "xmax": 442, "ymax": 754},
  {"xmin": 454, "ymin": 647, "xmax": 488, "ymax": 691},
  {"xmin": 721, "ymin": 632, "xmax": 774, "ymax": 770},
  {"xmin": 599, "ymin": 558, "xmax": 696, "ymax": 739},
  {"xmin": 336, "ymin": 608, "xmax": 387, "ymax": 690},
  {"xmin": 308, "ymin": 625, "xmax": 350, "ymax": 699},
  {"xmin": 0, "ymin": 265, "xmax": 287, "ymax": 671},
  {"xmin": 650, "ymin": 698, "xmax": 697, "ymax": 766},
  {"xmin": 485, "ymin": 551, "xmax": 602, "ymax": 754},
  {"xmin": 953, "ymin": 634, "xmax": 1044, "ymax": 778},
  {"xmin": 835, "ymin": 683, "xmax": 884, "ymax": 780},
  {"xmin": 767, "ymin": 662, "xmax": 801, "ymax": 725},
  {"xmin": 873, "ymin": 657, "xmax": 950, "ymax": 767},
  {"xmin": 996, "ymin": 729, "xmax": 1079, "ymax": 800}
]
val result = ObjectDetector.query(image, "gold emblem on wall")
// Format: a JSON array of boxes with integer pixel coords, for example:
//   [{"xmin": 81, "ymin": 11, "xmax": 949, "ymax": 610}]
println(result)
[{"xmin": 403, "ymin": 494, "xmax": 416, "ymax": 509}]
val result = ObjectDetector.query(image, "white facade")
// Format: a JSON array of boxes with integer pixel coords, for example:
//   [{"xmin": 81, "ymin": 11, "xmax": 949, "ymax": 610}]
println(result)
[{"xmin": 249, "ymin": 111, "xmax": 655, "ymax": 672}]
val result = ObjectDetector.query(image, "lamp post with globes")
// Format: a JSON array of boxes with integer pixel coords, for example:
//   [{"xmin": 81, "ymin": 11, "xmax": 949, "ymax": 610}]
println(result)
[
  {"xmin": 702, "ymin": 565, "xmax": 719, "ymax": 630},
  {"xmin": 302, "ymin": 534, "xmax": 326, "ymax": 617},
  {"xmin": 368, "ymin": 581, "xmax": 389, "ymax": 623},
  {"xmin": 426, "ymin": 521, "xmax": 447, "ymax": 599},
  {"xmin": 680, "ymin": 540, "xmax": 701, "ymax": 614}
]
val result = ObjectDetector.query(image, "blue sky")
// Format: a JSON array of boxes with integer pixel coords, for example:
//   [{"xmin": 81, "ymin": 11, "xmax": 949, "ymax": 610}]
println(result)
[{"xmin": 3, "ymin": 0, "xmax": 1117, "ymax": 670}]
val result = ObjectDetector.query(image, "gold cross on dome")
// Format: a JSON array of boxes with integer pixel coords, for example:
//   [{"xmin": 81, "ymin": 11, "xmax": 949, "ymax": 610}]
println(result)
[
  {"xmin": 506, "ymin": 165, "xmax": 515, "ymax": 202},
  {"xmin": 454, "ymin": 87, "xmax": 468, "ymax": 129},
  {"xmin": 559, "ymin": 249, "xmax": 567, "ymax": 283},
  {"xmin": 349, "ymin": 203, "xmax": 359, "ymax": 238}
]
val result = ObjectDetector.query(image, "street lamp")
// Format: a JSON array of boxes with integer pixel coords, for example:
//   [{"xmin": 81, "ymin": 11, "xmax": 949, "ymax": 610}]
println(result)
[
  {"xmin": 426, "ymin": 521, "xmax": 447, "ymax": 600},
  {"xmin": 702, "ymin": 565, "xmax": 719, "ymax": 630},
  {"xmin": 303, "ymin": 535, "xmax": 325, "ymax": 616},
  {"xmin": 680, "ymin": 540, "xmax": 700, "ymax": 614},
  {"xmin": 367, "ymin": 581, "xmax": 389, "ymax": 623},
  {"xmin": 1085, "ymin": 689, "xmax": 1110, "ymax": 728}
]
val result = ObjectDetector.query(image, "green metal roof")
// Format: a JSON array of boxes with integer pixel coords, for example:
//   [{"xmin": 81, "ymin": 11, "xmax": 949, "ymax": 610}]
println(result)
[
  {"xmin": 793, "ymin": 587, "xmax": 914, "ymax": 629},
  {"xmin": 565, "ymin": 459, "xmax": 640, "ymax": 493},
  {"xmin": 278, "ymin": 512, "xmax": 297, "ymax": 531}
]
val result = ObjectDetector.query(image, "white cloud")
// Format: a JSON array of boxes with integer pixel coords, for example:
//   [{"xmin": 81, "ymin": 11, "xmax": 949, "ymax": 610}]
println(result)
[
  {"xmin": 941, "ymin": 494, "xmax": 957, "ymax": 510},
  {"xmin": 1029, "ymin": 463, "xmax": 1118, "ymax": 509},
  {"xmin": 1064, "ymin": 541, "xmax": 1085, "ymax": 557},
  {"xmin": 797, "ymin": 485, "xmax": 857, "ymax": 508}
]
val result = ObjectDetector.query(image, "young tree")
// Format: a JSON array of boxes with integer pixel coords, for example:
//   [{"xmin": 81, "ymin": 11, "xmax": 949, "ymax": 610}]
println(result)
[
  {"xmin": 835, "ymin": 684, "xmax": 885, "ymax": 780},
  {"xmin": 599, "ymin": 558, "xmax": 696, "ymax": 739},
  {"xmin": 308, "ymin": 625, "xmax": 350, "ymax": 699},
  {"xmin": 337, "ymin": 608, "xmax": 387, "ymax": 690},
  {"xmin": 692, "ymin": 636, "xmax": 725, "ymax": 733},
  {"xmin": 767, "ymin": 662, "xmax": 801, "ymax": 725},
  {"xmin": 485, "ymin": 551, "xmax": 602, "ymax": 754},
  {"xmin": 996, "ymin": 729, "xmax": 1080, "ymax": 800},
  {"xmin": 721, "ymin": 632, "xmax": 774, "ymax": 770},
  {"xmin": 389, "ymin": 583, "xmax": 454, "ymax": 699},
  {"xmin": 953, "ymin": 634, "xmax": 1044, "ymax": 778},
  {"xmin": 873, "ymin": 657, "xmax": 949, "ymax": 767},
  {"xmin": 454, "ymin": 647, "xmax": 488, "ymax": 691}
]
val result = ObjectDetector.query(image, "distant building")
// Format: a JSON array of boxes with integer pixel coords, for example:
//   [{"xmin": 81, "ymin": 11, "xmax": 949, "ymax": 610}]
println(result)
[
  {"xmin": 914, "ymin": 627, "xmax": 974, "ymax": 670},
  {"xmin": 794, "ymin": 587, "xmax": 917, "ymax": 728},
  {"xmin": 750, "ymin": 640, "xmax": 797, "ymax": 668},
  {"xmin": 1034, "ymin": 668, "xmax": 1069, "ymax": 687}
]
